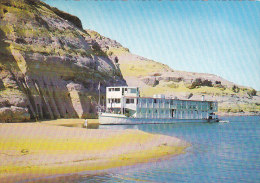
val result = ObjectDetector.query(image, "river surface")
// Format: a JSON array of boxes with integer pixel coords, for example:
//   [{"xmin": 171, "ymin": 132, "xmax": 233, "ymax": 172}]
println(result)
[{"xmin": 78, "ymin": 116, "xmax": 259, "ymax": 182}]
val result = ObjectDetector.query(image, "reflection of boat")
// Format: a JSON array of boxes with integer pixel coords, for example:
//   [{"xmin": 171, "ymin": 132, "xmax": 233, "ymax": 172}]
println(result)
[
  {"xmin": 99, "ymin": 124, "xmax": 139, "ymax": 130},
  {"xmin": 99, "ymin": 86, "xmax": 219, "ymax": 125},
  {"xmin": 219, "ymin": 120, "xmax": 229, "ymax": 123}
]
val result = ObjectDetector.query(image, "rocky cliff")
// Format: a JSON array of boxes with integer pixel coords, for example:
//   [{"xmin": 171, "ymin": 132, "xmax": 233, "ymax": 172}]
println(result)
[
  {"xmin": 85, "ymin": 30, "xmax": 260, "ymax": 115},
  {"xmin": 0, "ymin": 0, "xmax": 126, "ymax": 122}
]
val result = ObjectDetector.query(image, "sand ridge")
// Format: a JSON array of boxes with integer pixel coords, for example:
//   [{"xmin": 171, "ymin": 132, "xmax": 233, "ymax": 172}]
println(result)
[{"xmin": 0, "ymin": 122, "xmax": 189, "ymax": 182}]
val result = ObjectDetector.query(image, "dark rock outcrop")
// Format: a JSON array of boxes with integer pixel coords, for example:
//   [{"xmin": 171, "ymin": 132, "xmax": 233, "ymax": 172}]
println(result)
[{"xmin": 142, "ymin": 77, "xmax": 159, "ymax": 87}]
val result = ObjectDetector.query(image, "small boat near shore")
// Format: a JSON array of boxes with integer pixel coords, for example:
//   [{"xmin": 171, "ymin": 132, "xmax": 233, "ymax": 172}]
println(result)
[
  {"xmin": 219, "ymin": 120, "xmax": 229, "ymax": 123},
  {"xmin": 99, "ymin": 86, "xmax": 219, "ymax": 125}
]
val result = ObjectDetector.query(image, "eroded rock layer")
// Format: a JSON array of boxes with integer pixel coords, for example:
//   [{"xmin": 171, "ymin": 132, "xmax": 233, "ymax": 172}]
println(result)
[{"xmin": 0, "ymin": 0, "xmax": 126, "ymax": 122}]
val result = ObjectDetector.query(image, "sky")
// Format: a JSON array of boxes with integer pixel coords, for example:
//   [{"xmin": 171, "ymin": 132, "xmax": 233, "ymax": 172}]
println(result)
[{"xmin": 45, "ymin": 0, "xmax": 260, "ymax": 90}]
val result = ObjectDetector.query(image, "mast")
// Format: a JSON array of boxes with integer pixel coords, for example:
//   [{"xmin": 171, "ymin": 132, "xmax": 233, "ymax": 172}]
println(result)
[{"xmin": 98, "ymin": 82, "xmax": 100, "ymax": 111}]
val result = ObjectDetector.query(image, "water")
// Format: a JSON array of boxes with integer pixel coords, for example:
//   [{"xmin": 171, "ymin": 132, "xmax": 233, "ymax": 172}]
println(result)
[{"xmin": 80, "ymin": 116, "xmax": 260, "ymax": 182}]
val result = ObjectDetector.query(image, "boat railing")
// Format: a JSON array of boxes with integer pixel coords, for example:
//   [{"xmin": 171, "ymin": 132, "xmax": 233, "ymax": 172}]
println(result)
[
  {"xmin": 137, "ymin": 102, "xmax": 174, "ymax": 109},
  {"xmin": 153, "ymin": 103, "xmax": 158, "ymax": 108}
]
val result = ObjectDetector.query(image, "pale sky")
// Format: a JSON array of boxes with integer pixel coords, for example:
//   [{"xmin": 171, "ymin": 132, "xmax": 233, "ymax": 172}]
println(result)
[{"xmin": 45, "ymin": 0, "xmax": 260, "ymax": 90}]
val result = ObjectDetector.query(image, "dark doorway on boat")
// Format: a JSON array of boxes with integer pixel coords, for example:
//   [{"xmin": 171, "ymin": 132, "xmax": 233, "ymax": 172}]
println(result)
[{"xmin": 171, "ymin": 109, "xmax": 175, "ymax": 118}]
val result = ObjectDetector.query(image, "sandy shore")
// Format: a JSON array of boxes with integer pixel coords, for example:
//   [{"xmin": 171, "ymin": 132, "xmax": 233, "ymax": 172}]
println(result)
[
  {"xmin": 0, "ymin": 121, "xmax": 188, "ymax": 182},
  {"xmin": 39, "ymin": 118, "xmax": 99, "ymax": 128}
]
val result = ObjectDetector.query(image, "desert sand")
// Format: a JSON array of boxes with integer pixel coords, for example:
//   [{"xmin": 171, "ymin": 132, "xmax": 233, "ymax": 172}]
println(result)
[{"xmin": 0, "ymin": 120, "xmax": 188, "ymax": 182}]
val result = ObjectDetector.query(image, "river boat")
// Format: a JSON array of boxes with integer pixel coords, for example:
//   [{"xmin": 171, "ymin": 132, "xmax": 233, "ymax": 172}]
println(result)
[{"xmin": 99, "ymin": 86, "xmax": 219, "ymax": 125}]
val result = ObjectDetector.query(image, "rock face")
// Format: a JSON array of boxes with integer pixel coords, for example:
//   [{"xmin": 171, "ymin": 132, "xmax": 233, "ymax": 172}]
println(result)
[{"xmin": 0, "ymin": 0, "xmax": 126, "ymax": 122}]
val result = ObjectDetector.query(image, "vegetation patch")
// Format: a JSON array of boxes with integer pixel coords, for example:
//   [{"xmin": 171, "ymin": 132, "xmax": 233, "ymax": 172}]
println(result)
[
  {"xmin": 167, "ymin": 82, "xmax": 178, "ymax": 89},
  {"xmin": 219, "ymin": 103, "xmax": 260, "ymax": 113},
  {"xmin": 188, "ymin": 78, "xmax": 213, "ymax": 89}
]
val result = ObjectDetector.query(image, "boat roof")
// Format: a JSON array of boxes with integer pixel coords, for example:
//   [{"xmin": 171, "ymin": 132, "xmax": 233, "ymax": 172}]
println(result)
[{"xmin": 107, "ymin": 86, "xmax": 137, "ymax": 88}]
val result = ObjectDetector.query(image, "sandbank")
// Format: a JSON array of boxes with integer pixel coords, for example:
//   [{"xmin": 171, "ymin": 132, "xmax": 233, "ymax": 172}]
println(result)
[{"xmin": 0, "ymin": 121, "xmax": 189, "ymax": 182}]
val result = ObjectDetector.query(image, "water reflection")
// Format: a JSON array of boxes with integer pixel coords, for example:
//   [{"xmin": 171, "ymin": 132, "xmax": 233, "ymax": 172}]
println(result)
[
  {"xmin": 98, "ymin": 124, "xmax": 139, "ymax": 130},
  {"xmin": 87, "ymin": 122, "xmax": 214, "ymax": 131},
  {"xmin": 31, "ymin": 172, "xmax": 119, "ymax": 183}
]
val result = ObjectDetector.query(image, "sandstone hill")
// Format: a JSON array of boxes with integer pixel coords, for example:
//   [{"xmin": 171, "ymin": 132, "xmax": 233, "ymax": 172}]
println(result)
[
  {"xmin": 0, "ymin": 0, "xmax": 126, "ymax": 122},
  {"xmin": 0, "ymin": 0, "xmax": 259, "ymax": 122},
  {"xmin": 85, "ymin": 30, "xmax": 260, "ymax": 115}
]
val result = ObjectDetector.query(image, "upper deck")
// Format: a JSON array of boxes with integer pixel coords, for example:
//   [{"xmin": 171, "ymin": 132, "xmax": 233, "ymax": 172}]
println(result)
[
  {"xmin": 106, "ymin": 86, "xmax": 139, "ymax": 98},
  {"xmin": 106, "ymin": 86, "xmax": 215, "ymax": 103}
]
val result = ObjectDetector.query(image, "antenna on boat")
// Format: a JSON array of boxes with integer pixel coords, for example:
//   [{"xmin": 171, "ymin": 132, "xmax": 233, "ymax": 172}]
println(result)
[{"xmin": 98, "ymin": 82, "xmax": 101, "ymax": 112}]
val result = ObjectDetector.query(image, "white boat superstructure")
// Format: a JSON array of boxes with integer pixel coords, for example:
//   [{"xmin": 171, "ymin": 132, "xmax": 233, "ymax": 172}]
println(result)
[{"xmin": 99, "ymin": 86, "xmax": 219, "ymax": 124}]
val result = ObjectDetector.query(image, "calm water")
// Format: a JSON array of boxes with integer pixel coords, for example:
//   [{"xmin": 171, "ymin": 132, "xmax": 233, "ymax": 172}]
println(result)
[{"xmin": 79, "ymin": 116, "xmax": 259, "ymax": 182}]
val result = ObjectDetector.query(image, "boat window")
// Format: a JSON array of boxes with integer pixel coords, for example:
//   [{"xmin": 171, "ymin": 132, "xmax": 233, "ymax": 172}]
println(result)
[
  {"xmin": 115, "ymin": 99, "xmax": 120, "ymax": 103},
  {"xmin": 126, "ymin": 99, "xmax": 134, "ymax": 104},
  {"xmin": 112, "ymin": 99, "xmax": 115, "ymax": 103},
  {"xmin": 130, "ymin": 88, "xmax": 137, "ymax": 93},
  {"xmin": 154, "ymin": 99, "xmax": 157, "ymax": 103},
  {"xmin": 108, "ymin": 99, "xmax": 111, "ymax": 103},
  {"xmin": 109, "ymin": 88, "xmax": 111, "ymax": 91},
  {"xmin": 125, "ymin": 88, "xmax": 128, "ymax": 91},
  {"xmin": 115, "ymin": 88, "xmax": 120, "ymax": 91}
]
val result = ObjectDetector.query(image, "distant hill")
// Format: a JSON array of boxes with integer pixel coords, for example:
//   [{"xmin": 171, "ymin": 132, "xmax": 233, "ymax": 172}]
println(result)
[{"xmin": 85, "ymin": 29, "xmax": 260, "ymax": 116}]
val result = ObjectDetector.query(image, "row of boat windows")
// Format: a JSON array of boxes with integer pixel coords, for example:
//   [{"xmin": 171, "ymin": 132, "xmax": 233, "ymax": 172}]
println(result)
[
  {"xmin": 139, "ymin": 98, "xmax": 215, "ymax": 106},
  {"xmin": 108, "ymin": 88, "xmax": 138, "ymax": 94},
  {"xmin": 108, "ymin": 88, "xmax": 121, "ymax": 91},
  {"xmin": 108, "ymin": 98, "xmax": 136, "ymax": 104},
  {"xmin": 137, "ymin": 109, "xmax": 209, "ymax": 114},
  {"xmin": 108, "ymin": 98, "xmax": 135, "ymax": 104},
  {"xmin": 107, "ymin": 98, "xmax": 216, "ymax": 108},
  {"xmin": 138, "ymin": 109, "xmax": 170, "ymax": 114},
  {"xmin": 108, "ymin": 99, "xmax": 121, "ymax": 103}
]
